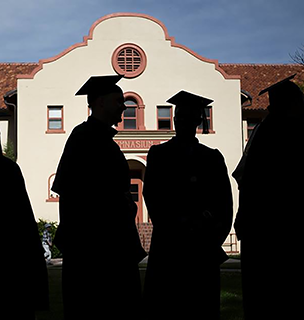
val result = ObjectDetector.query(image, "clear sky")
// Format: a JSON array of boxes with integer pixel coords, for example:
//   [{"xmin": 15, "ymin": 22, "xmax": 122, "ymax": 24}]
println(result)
[{"xmin": 1, "ymin": 0, "xmax": 303, "ymax": 64}]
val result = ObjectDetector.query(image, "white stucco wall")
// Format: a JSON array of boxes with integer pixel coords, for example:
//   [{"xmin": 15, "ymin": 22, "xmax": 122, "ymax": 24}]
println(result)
[
  {"xmin": 17, "ymin": 14, "xmax": 242, "ymax": 224},
  {"xmin": 0, "ymin": 120, "xmax": 8, "ymax": 147}
]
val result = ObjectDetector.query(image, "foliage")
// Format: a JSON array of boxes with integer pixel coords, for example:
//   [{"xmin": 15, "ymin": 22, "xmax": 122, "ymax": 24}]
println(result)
[
  {"xmin": 3, "ymin": 139, "xmax": 16, "ymax": 162},
  {"xmin": 37, "ymin": 219, "xmax": 62, "ymax": 259},
  {"xmin": 295, "ymin": 81, "xmax": 304, "ymax": 93}
]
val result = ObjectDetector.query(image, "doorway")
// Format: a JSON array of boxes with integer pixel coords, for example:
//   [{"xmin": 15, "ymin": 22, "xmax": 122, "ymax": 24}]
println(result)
[{"xmin": 131, "ymin": 178, "xmax": 143, "ymax": 224}]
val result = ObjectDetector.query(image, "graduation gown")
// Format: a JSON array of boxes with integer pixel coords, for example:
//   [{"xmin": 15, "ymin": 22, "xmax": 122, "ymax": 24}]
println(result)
[
  {"xmin": 52, "ymin": 116, "xmax": 146, "ymax": 319},
  {"xmin": 234, "ymin": 113, "xmax": 304, "ymax": 320},
  {"xmin": 143, "ymin": 137, "xmax": 233, "ymax": 319},
  {"xmin": 0, "ymin": 155, "xmax": 49, "ymax": 319}
]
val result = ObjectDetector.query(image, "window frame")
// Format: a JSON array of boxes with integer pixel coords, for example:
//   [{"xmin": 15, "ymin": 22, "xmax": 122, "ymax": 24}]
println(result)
[
  {"xmin": 123, "ymin": 100, "xmax": 138, "ymax": 130},
  {"xmin": 46, "ymin": 105, "xmax": 65, "ymax": 134},
  {"xmin": 157, "ymin": 106, "xmax": 173, "ymax": 130},
  {"xmin": 112, "ymin": 43, "xmax": 147, "ymax": 79},
  {"xmin": 116, "ymin": 92, "xmax": 145, "ymax": 131},
  {"xmin": 197, "ymin": 107, "xmax": 215, "ymax": 134}
]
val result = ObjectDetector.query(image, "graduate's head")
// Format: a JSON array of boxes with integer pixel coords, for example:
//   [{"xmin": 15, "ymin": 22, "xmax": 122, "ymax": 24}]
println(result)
[
  {"xmin": 259, "ymin": 74, "xmax": 304, "ymax": 116},
  {"xmin": 76, "ymin": 75, "xmax": 126, "ymax": 126},
  {"xmin": 167, "ymin": 90, "xmax": 213, "ymax": 139}
]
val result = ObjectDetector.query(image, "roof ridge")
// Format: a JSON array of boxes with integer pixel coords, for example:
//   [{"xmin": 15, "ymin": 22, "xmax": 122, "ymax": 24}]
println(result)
[
  {"xmin": 0, "ymin": 62, "xmax": 301, "ymax": 67},
  {"xmin": 219, "ymin": 63, "xmax": 302, "ymax": 67},
  {"xmin": 0, "ymin": 62, "xmax": 38, "ymax": 66}
]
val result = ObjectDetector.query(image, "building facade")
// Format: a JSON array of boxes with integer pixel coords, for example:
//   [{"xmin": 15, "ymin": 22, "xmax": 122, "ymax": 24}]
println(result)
[
  {"xmin": 1, "ymin": 13, "xmax": 304, "ymax": 252},
  {"xmin": 16, "ymin": 13, "xmax": 242, "ymax": 223}
]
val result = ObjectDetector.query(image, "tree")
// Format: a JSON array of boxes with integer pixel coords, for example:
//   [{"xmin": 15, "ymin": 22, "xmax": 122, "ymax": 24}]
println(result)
[
  {"xmin": 289, "ymin": 46, "xmax": 304, "ymax": 93},
  {"xmin": 290, "ymin": 45, "xmax": 304, "ymax": 65}
]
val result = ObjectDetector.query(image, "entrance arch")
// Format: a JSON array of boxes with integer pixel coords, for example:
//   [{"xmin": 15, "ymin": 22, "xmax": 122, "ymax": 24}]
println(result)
[{"xmin": 127, "ymin": 158, "xmax": 147, "ymax": 224}]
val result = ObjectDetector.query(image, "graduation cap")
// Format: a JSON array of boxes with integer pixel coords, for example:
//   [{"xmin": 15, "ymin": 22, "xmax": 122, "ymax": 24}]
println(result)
[
  {"xmin": 258, "ymin": 74, "xmax": 296, "ymax": 96},
  {"xmin": 167, "ymin": 90, "xmax": 213, "ymax": 134},
  {"xmin": 258, "ymin": 74, "xmax": 304, "ymax": 111},
  {"xmin": 75, "ymin": 75, "xmax": 124, "ymax": 104}
]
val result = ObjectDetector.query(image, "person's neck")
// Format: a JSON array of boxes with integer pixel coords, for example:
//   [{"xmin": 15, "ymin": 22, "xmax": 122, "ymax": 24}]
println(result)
[
  {"xmin": 91, "ymin": 113, "xmax": 112, "ymax": 127},
  {"xmin": 175, "ymin": 134, "xmax": 197, "ymax": 145}
]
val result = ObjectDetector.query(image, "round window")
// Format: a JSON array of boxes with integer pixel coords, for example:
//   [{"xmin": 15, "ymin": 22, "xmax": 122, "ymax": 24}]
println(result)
[{"xmin": 112, "ymin": 44, "xmax": 147, "ymax": 78}]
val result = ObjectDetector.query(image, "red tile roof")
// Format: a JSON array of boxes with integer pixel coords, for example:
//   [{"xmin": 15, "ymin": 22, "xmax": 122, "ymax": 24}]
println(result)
[
  {"xmin": 1, "ymin": 62, "xmax": 304, "ymax": 111},
  {"xmin": 0, "ymin": 63, "xmax": 38, "ymax": 109},
  {"xmin": 220, "ymin": 64, "xmax": 304, "ymax": 110}
]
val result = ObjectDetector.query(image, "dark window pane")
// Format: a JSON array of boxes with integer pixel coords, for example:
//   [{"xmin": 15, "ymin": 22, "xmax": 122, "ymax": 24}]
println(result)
[
  {"xmin": 130, "ymin": 184, "xmax": 139, "ymax": 202},
  {"xmin": 198, "ymin": 119, "xmax": 210, "ymax": 131},
  {"xmin": 158, "ymin": 119, "xmax": 171, "ymax": 129},
  {"xmin": 247, "ymin": 120, "xmax": 259, "ymax": 139},
  {"xmin": 205, "ymin": 108, "xmax": 210, "ymax": 117},
  {"xmin": 158, "ymin": 107, "xmax": 171, "ymax": 118},
  {"xmin": 248, "ymin": 128, "xmax": 254, "ymax": 139},
  {"xmin": 131, "ymin": 193, "xmax": 139, "ymax": 202},
  {"xmin": 124, "ymin": 107, "xmax": 136, "ymax": 117},
  {"xmin": 130, "ymin": 184, "xmax": 138, "ymax": 193},
  {"xmin": 124, "ymin": 119, "xmax": 137, "ymax": 129}
]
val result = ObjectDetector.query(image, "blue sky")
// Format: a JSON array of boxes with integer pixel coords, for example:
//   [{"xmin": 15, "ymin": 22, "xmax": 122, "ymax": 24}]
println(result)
[{"xmin": 1, "ymin": 0, "xmax": 303, "ymax": 64}]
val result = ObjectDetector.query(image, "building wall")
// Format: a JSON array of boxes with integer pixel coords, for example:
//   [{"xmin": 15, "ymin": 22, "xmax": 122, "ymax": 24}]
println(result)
[
  {"xmin": 17, "ymin": 14, "xmax": 242, "ymax": 229},
  {"xmin": 0, "ymin": 120, "xmax": 8, "ymax": 147}
]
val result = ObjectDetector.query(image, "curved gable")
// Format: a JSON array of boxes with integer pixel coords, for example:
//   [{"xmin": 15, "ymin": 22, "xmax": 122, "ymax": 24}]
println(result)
[{"xmin": 17, "ymin": 13, "xmax": 239, "ymax": 80}]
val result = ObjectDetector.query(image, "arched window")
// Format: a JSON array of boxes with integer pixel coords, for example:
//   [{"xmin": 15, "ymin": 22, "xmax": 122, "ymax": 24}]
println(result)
[
  {"xmin": 117, "ymin": 92, "xmax": 145, "ymax": 130},
  {"xmin": 123, "ymin": 99, "xmax": 138, "ymax": 129},
  {"xmin": 46, "ymin": 173, "xmax": 59, "ymax": 202}
]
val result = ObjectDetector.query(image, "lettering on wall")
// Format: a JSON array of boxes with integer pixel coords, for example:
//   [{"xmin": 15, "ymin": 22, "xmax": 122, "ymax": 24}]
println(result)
[{"xmin": 115, "ymin": 139, "xmax": 166, "ymax": 150}]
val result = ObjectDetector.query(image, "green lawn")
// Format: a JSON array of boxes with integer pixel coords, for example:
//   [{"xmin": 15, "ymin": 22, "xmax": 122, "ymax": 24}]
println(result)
[
  {"xmin": 37, "ymin": 264, "xmax": 243, "ymax": 320},
  {"xmin": 221, "ymin": 272, "xmax": 243, "ymax": 320}
]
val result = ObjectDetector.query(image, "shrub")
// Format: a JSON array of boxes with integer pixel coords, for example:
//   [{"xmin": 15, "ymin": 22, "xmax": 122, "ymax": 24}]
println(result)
[
  {"xmin": 37, "ymin": 219, "xmax": 62, "ymax": 259},
  {"xmin": 3, "ymin": 139, "xmax": 16, "ymax": 162}
]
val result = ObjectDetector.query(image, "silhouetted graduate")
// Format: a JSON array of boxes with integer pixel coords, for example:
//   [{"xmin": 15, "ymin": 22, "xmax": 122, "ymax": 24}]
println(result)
[
  {"xmin": 0, "ymin": 139, "xmax": 49, "ymax": 319},
  {"xmin": 143, "ymin": 91, "xmax": 233, "ymax": 320},
  {"xmin": 52, "ymin": 75, "xmax": 146, "ymax": 319},
  {"xmin": 234, "ymin": 75, "xmax": 304, "ymax": 320}
]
